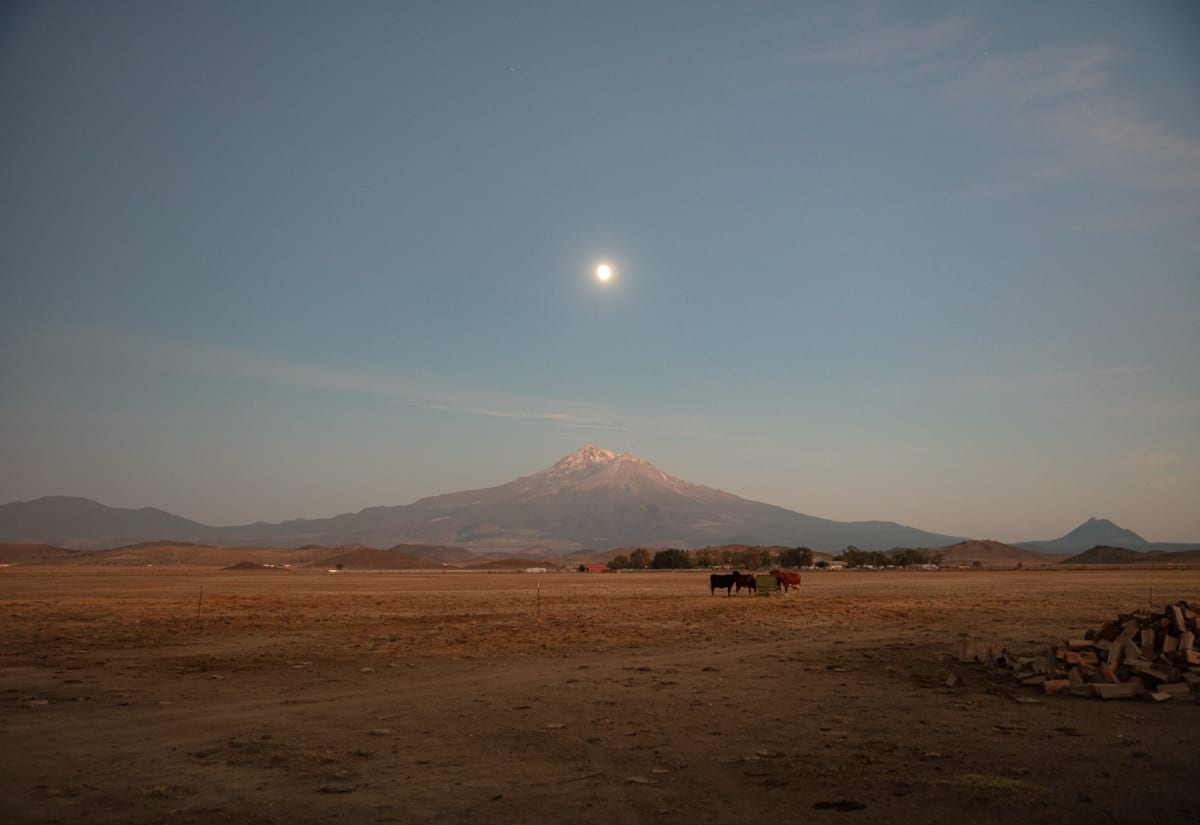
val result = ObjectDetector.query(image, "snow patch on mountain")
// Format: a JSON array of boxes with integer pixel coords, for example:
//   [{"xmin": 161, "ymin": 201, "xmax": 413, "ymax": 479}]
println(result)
[{"xmin": 547, "ymin": 445, "xmax": 618, "ymax": 475}]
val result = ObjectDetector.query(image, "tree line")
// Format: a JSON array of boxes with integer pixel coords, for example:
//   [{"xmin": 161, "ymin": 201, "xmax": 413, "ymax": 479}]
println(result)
[
  {"xmin": 839, "ymin": 547, "xmax": 944, "ymax": 568},
  {"xmin": 606, "ymin": 545, "xmax": 944, "ymax": 571},
  {"xmin": 607, "ymin": 545, "xmax": 814, "ymax": 571}
]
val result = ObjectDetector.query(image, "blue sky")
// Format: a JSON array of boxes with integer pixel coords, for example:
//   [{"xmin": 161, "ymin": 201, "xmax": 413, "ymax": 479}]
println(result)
[{"xmin": 2, "ymin": 1, "xmax": 1198, "ymax": 542}]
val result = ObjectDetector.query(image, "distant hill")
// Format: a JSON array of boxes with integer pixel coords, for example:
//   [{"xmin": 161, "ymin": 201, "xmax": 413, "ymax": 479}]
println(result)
[
  {"xmin": 696, "ymin": 543, "xmax": 793, "ymax": 558},
  {"xmin": 224, "ymin": 560, "xmax": 288, "ymax": 571},
  {"xmin": 315, "ymin": 547, "xmax": 441, "ymax": 570},
  {"xmin": 64, "ymin": 542, "xmax": 327, "ymax": 567},
  {"xmin": 1020, "ymin": 517, "xmax": 1200, "ymax": 554},
  {"xmin": 387, "ymin": 543, "xmax": 476, "ymax": 564},
  {"xmin": 560, "ymin": 548, "xmax": 606, "ymax": 563},
  {"xmin": 0, "ymin": 538, "xmax": 484, "ymax": 568},
  {"xmin": 931, "ymin": 539, "xmax": 1059, "ymax": 568},
  {"xmin": 1020, "ymin": 517, "xmax": 1148, "ymax": 553},
  {"xmin": 1062, "ymin": 545, "xmax": 1200, "ymax": 566},
  {"xmin": 469, "ymin": 546, "xmax": 575, "ymax": 563},
  {"xmin": 0, "ymin": 543, "xmax": 80, "ymax": 564},
  {"xmin": 0, "ymin": 496, "xmax": 212, "ymax": 549},
  {"xmin": 1061, "ymin": 545, "xmax": 1144, "ymax": 564},
  {"xmin": 464, "ymin": 558, "xmax": 567, "ymax": 571}
]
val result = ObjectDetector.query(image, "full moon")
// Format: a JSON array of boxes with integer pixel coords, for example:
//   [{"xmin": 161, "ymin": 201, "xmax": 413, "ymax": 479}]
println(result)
[{"xmin": 596, "ymin": 263, "xmax": 612, "ymax": 282}]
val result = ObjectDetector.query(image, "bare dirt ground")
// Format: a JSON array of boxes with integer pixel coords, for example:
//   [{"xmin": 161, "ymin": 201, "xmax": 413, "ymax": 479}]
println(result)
[{"xmin": 2, "ymin": 567, "xmax": 1198, "ymax": 825}]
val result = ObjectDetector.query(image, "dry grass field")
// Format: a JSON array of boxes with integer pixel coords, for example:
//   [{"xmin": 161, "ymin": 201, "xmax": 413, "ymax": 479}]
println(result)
[{"xmin": 2, "ymin": 567, "xmax": 1198, "ymax": 824}]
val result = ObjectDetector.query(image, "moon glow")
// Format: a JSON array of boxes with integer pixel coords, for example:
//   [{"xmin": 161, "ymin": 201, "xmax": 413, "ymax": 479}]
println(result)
[{"xmin": 595, "ymin": 263, "xmax": 612, "ymax": 282}]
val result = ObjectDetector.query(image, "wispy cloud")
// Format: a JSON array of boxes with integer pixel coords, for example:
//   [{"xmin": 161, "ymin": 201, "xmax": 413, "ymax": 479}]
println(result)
[
  {"xmin": 29, "ymin": 323, "xmax": 729, "ymax": 440},
  {"xmin": 778, "ymin": 9, "xmax": 1200, "ymax": 197},
  {"xmin": 944, "ymin": 44, "xmax": 1200, "ymax": 193},
  {"xmin": 786, "ymin": 13, "xmax": 971, "ymax": 67},
  {"xmin": 941, "ymin": 44, "xmax": 1114, "ymax": 109},
  {"xmin": 1032, "ymin": 103, "xmax": 1200, "ymax": 191}
]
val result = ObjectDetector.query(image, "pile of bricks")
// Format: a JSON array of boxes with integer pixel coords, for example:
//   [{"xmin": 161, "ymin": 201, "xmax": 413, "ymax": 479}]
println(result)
[{"xmin": 959, "ymin": 600, "xmax": 1199, "ymax": 701}]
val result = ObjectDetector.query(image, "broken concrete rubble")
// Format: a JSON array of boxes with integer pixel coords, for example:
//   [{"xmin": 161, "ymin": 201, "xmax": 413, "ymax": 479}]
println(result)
[{"xmin": 957, "ymin": 600, "xmax": 1199, "ymax": 701}]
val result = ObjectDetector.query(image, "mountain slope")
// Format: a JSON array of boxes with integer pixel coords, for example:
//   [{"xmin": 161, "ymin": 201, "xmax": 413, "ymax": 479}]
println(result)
[
  {"xmin": 0, "ymin": 543, "xmax": 81, "ymax": 564},
  {"xmin": 0, "ymin": 496, "xmax": 213, "ymax": 549},
  {"xmin": 1062, "ymin": 545, "xmax": 1200, "ymax": 565},
  {"xmin": 1020, "ymin": 517, "xmax": 1150, "ymax": 553},
  {"xmin": 313, "ymin": 547, "xmax": 442, "ymax": 570},
  {"xmin": 929, "ymin": 539, "xmax": 1060, "ymax": 568},
  {"xmin": 208, "ymin": 446, "xmax": 962, "ymax": 552},
  {"xmin": 1, "ymin": 447, "xmax": 967, "ymax": 552}
]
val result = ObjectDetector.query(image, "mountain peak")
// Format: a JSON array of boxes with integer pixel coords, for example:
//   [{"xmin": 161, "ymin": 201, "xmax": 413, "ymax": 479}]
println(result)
[
  {"xmin": 549, "ymin": 446, "xmax": 620, "ymax": 474},
  {"xmin": 1065, "ymin": 517, "xmax": 1144, "ymax": 541},
  {"xmin": 1, "ymin": 450, "xmax": 971, "ymax": 553},
  {"xmin": 575, "ymin": 445, "xmax": 618, "ymax": 461},
  {"xmin": 1022, "ymin": 517, "xmax": 1149, "ymax": 553}
]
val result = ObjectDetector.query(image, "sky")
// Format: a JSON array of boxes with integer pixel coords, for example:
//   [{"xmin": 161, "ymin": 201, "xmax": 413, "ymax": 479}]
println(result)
[{"xmin": 2, "ymin": 1, "xmax": 1198, "ymax": 543}]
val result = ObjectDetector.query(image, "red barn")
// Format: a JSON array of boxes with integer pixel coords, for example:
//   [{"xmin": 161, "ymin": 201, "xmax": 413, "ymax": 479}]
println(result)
[{"xmin": 577, "ymin": 563, "xmax": 607, "ymax": 573}]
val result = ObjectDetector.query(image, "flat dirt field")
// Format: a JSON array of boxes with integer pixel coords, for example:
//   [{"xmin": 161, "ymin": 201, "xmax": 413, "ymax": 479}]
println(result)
[{"xmin": 3, "ymin": 567, "xmax": 1198, "ymax": 825}]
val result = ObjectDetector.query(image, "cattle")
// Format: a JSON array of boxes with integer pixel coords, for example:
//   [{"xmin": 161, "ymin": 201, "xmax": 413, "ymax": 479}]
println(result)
[
  {"xmin": 709, "ymin": 570, "xmax": 741, "ymax": 596},
  {"xmin": 734, "ymin": 573, "xmax": 757, "ymax": 595},
  {"xmin": 770, "ymin": 569, "xmax": 803, "ymax": 594}
]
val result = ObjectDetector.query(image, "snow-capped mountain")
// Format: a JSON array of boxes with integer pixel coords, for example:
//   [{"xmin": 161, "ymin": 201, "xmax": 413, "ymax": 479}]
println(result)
[
  {"xmin": 1, "ymin": 447, "xmax": 968, "ymax": 552},
  {"xmin": 190, "ymin": 446, "xmax": 963, "ymax": 551}
]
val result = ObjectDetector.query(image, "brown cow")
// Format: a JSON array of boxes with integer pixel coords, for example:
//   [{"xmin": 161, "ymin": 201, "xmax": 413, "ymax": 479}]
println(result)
[
  {"xmin": 734, "ymin": 573, "xmax": 757, "ymax": 595},
  {"xmin": 770, "ymin": 569, "xmax": 803, "ymax": 594}
]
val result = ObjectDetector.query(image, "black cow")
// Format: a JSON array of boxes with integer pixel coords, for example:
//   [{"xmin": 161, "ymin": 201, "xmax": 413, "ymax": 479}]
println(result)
[{"xmin": 709, "ymin": 570, "xmax": 741, "ymax": 596}]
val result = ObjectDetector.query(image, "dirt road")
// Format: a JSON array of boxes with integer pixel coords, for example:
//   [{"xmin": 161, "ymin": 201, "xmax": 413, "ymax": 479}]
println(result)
[{"xmin": 2, "ymin": 568, "xmax": 1197, "ymax": 824}]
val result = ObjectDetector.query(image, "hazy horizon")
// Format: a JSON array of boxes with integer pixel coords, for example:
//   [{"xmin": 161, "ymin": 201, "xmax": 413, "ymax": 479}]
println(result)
[
  {"xmin": 3, "ymin": 2, "xmax": 1198, "ymax": 543},
  {"xmin": 1, "ymin": 444, "xmax": 1191, "ymax": 547}
]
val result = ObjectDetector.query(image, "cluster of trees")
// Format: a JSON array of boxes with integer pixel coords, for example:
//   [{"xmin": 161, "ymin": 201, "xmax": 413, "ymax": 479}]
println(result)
[
  {"xmin": 604, "ymin": 544, "xmax": 946, "ymax": 571},
  {"xmin": 607, "ymin": 548, "xmax": 692, "ymax": 570},
  {"xmin": 606, "ymin": 549, "xmax": 653, "ymax": 570},
  {"xmin": 837, "ymin": 547, "xmax": 944, "ymax": 568},
  {"xmin": 607, "ymin": 545, "xmax": 815, "ymax": 571}
]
